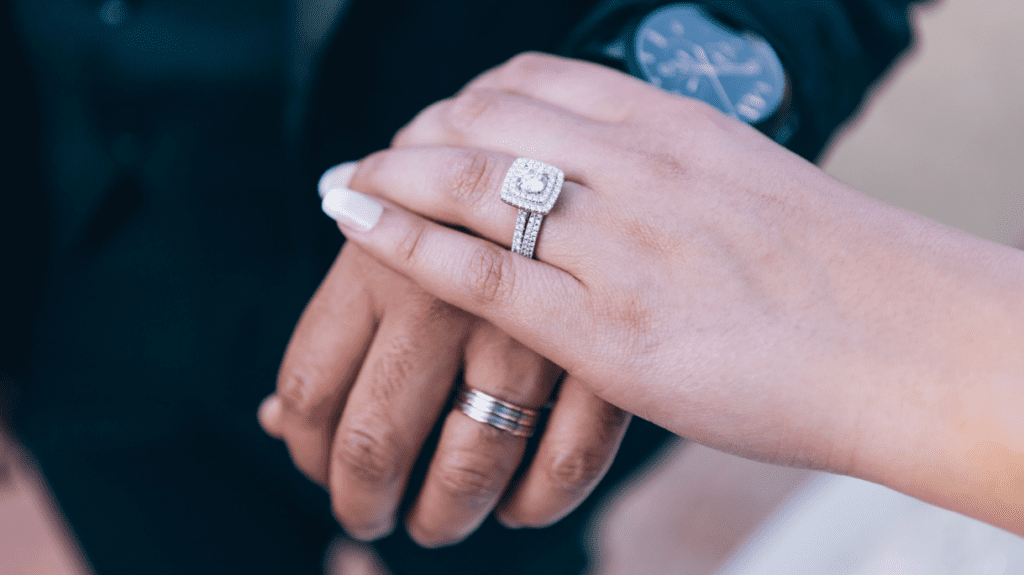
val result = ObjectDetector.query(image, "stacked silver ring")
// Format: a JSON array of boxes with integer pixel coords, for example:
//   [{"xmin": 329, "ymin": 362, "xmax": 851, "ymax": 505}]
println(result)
[
  {"xmin": 500, "ymin": 158, "xmax": 565, "ymax": 259},
  {"xmin": 455, "ymin": 387, "xmax": 540, "ymax": 438}
]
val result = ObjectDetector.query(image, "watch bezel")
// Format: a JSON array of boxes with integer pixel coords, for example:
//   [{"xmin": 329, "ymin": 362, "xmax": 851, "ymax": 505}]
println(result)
[{"xmin": 624, "ymin": 3, "xmax": 789, "ymax": 131}]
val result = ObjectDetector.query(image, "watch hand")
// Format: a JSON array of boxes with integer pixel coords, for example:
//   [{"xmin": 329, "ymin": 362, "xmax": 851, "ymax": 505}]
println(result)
[
  {"xmin": 711, "ymin": 51, "xmax": 760, "ymax": 76},
  {"xmin": 673, "ymin": 48, "xmax": 696, "ymax": 73},
  {"xmin": 692, "ymin": 45, "xmax": 738, "ymax": 118}
]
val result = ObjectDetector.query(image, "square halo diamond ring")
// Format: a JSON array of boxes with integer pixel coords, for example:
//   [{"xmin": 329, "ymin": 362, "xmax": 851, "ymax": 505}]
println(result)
[{"xmin": 500, "ymin": 157, "xmax": 565, "ymax": 259}]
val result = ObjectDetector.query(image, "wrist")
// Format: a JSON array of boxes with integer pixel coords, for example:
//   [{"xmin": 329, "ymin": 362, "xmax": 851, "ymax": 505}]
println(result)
[{"xmin": 837, "ymin": 210, "xmax": 1024, "ymax": 533}]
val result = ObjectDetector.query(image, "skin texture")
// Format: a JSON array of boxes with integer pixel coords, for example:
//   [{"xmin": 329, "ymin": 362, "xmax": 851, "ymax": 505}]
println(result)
[
  {"xmin": 322, "ymin": 53, "xmax": 1024, "ymax": 537},
  {"xmin": 259, "ymin": 130, "xmax": 630, "ymax": 544}
]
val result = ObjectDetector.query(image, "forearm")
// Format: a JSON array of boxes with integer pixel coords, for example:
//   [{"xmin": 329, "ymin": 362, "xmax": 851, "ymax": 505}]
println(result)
[{"xmin": 830, "ymin": 194, "xmax": 1024, "ymax": 535}]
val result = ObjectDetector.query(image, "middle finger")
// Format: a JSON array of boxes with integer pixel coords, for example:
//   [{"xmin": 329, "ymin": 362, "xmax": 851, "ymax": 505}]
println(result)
[{"xmin": 328, "ymin": 294, "xmax": 471, "ymax": 540}]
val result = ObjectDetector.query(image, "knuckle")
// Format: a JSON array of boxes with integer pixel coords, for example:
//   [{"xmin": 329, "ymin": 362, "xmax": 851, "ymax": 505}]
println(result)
[
  {"xmin": 591, "ymin": 290, "xmax": 658, "ymax": 360},
  {"xmin": 365, "ymin": 332, "xmax": 421, "ymax": 404},
  {"xmin": 435, "ymin": 452, "xmax": 506, "ymax": 504},
  {"xmin": 621, "ymin": 216, "xmax": 675, "ymax": 259},
  {"xmin": 504, "ymin": 51, "xmax": 561, "ymax": 77},
  {"xmin": 631, "ymin": 147, "xmax": 691, "ymax": 183},
  {"xmin": 333, "ymin": 426, "xmax": 402, "ymax": 486},
  {"xmin": 546, "ymin": 448, "xmax": 607, "ymax": 492},
  {"xmin": 446, "ymin": 88, "xmax": 501, "ymax": 134},
  {"xmin": 335, "ymin": 513, "xmax": 395, "ymax": 543},
  {"xmin": 441, "ymin": 148, "xmax": 502, "ymax": 208},
  {"xmin": 408, "ymin": 521, "xmax": 468, "ymax": 549},
  {"xmin": 404, "ymin": 290, "xmax": 471, "ymax": 332},
  {"xmin": 276, "ymin": 368, "xmax": 328, "ymax": 423},
  {"xmin": 395, "ymin": 216, "xmax": 428, "ymax": 266},
  {"xmin": 464, "ymin": 243, "xmax": 517, "ymax": 306}
]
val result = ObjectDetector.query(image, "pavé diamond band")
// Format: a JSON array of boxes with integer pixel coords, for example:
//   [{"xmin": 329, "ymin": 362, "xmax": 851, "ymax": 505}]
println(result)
[
  {"xmin": 500, "ymin": 158, "xmax": 565, "ymax": 259},
  {"xmin": 455, "ymin": 387, "xmax": 540, "ymax": 438}
]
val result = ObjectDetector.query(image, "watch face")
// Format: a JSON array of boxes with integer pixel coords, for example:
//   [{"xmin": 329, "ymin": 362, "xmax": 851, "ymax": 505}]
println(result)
[{"xmin": 630, "ymin": 4, "xmax": 786, "ymax": 124}]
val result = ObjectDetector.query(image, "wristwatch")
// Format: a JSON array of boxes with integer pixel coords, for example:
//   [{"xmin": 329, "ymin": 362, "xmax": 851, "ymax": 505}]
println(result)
[{"xmin": 569, "ymin": 3, "xmax": 798, "ymax": 144}]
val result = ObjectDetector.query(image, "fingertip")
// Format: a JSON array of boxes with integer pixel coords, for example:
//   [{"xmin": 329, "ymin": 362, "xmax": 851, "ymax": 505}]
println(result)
[
  {"xmin": 493, "ymin": 507, "xmax": 523, "ymax": 530},
  {"xmin": 404, "ymin": 519, "xmax": 465, "ymax": 549},
  {"xmin": 325, "ymin": 538, "xmax": 390, "ymax": 575},
  {"xmin": 403, "ymin": 527, "xmax": 433, "ymax": 548},
  {"xmin": 258, "ymin": 394, "xmax": 284, "ymax": 438},
  {"xmin": 496, "ymin": 500, "xmax": 561, "ymax": 529},
  {"xmin": 332, "ymin": 493, "xmax": 399, "ymax": 543},
  {"xmin": 344, "ymin": 519, "xmax": 396, "ymax": 544},
  {"xmin": 319, "ymin": 161, "xmax": 360, "ymax": 198}
]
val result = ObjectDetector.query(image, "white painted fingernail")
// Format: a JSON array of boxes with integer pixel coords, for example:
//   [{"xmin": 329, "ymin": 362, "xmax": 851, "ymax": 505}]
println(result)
[
  {"xmin": 318, "ymin": 161, "xmax": 359, "ymax": 198},
  {"xmin": 322, "ymin": 188, "xmax": 383, "ymax": 232}
]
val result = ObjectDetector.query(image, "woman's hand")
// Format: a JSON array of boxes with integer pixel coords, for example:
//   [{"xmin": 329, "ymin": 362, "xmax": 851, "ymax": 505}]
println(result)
[{"xmin": 320, "ymin": 53, "xmax": 1024, "ymax": 534}]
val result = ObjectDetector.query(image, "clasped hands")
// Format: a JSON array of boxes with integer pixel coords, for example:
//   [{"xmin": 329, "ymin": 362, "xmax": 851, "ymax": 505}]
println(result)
[
  {"xmin": 261, "ymin": 53, "xmax": 1024, "ymax": 542},
  {"xmin": 259, "ymin": 55, "xmax": 637, "ymax": 547}
]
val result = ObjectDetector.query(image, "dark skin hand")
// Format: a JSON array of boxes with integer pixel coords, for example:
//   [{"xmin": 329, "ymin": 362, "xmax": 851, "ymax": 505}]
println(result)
[{"xmin": 260, "ymin": 212, "xmax": 629, "ymax": 546}]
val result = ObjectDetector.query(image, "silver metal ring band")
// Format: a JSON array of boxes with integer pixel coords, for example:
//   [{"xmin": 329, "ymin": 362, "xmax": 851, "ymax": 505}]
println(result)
[
  {"xmin": 501, "ymin": 158, "xmax": 563, "ymax": 260},
  {"xmin": 511, "ymin": 210, "xmax": 544, "ymax": 259},
  {"xmin": 458, "ymin": 388, "xmax": 539, "ymax": 425},
  {"xmin": 455, "ymin": 388, "xmax": 539, "ymax": 438}
]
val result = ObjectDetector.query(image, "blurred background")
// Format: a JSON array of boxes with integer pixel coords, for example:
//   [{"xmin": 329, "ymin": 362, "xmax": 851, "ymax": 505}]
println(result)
[{"xmin": 2, "ymin": 0, "xmax": 1022, "ymax": 573}]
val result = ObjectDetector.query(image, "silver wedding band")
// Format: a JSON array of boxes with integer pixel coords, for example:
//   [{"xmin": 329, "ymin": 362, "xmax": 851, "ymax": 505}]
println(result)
[
  {"xmin": 500, "ymin": 158, "xmax": 565, "ymax": 259},
  {"xmin": 455, "ymin": 387, "xmax": 540, "ymax": 438}
]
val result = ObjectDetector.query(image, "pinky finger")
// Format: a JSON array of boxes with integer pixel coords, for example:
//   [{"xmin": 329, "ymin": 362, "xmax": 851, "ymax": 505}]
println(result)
[
  {"xmin": 495, "ymin": 376, "xmax": 630, "ymax": 528},
  {"xmin": 321, "ymin": 186, "xmax": 583, "ymax": 373}
]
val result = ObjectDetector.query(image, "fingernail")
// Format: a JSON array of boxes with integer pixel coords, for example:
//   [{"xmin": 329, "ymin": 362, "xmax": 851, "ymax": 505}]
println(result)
[
  {"xmin": 322, "ymin": 188, "xmax": 383, "ymax": 232},
  {"xmin": 318, "ymin": 161, "xmax": 359, "ymax": 198},
  {"xmin": 258, "ymin": 394, "xmax": 283, "ymax": 433}
]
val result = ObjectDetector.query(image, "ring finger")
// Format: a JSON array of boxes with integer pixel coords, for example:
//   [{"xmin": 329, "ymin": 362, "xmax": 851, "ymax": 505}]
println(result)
[
  {"xmin": 347, "ymin": 146, "xmax": 594, "ymax": 266},
  {"xmin": 404, "ymin": 321, "xmax": 561, "ymax": 547},
  {"xmin": 390, "ymin": 87, "xmax": 613, "ymax": 185}
]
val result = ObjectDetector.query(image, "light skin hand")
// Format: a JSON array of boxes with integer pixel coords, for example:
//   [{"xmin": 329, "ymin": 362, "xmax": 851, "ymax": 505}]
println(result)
[
  {"xmin": 259, "ymin": 174, "xmax": 630, "ymax": 546},
  {"xmin": 322, "ymin": 53, "xmax": 1024, "ymax": 536}
]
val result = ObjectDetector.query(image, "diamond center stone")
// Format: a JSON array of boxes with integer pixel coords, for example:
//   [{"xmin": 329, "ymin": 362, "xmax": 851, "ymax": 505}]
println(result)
[
  {"xmin": 519, "ymin": 175, "xmax": 546, "ymax": 194},
  {"xmin": 501, "ymin": 158, "xmax": 564, "ymax": 214}
]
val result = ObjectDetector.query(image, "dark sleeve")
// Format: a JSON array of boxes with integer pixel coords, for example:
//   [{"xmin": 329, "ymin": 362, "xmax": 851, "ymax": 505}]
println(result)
[
  {"xmin": 301, "ymin": 0, "xmax": 604, "ymax": 267},
  {"xmin": 0, "ymin": 0, "xmax": 49, "ymax": 386},
  {"xmin": 563, "ymin": 0, "xmax": 930, "ymax": 161}
]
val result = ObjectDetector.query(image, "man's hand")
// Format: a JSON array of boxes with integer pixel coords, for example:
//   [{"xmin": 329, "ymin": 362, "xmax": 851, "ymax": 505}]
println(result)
[{"xmin": 259, "ymin": 234, "xmax": 629, "ymax": 547}]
